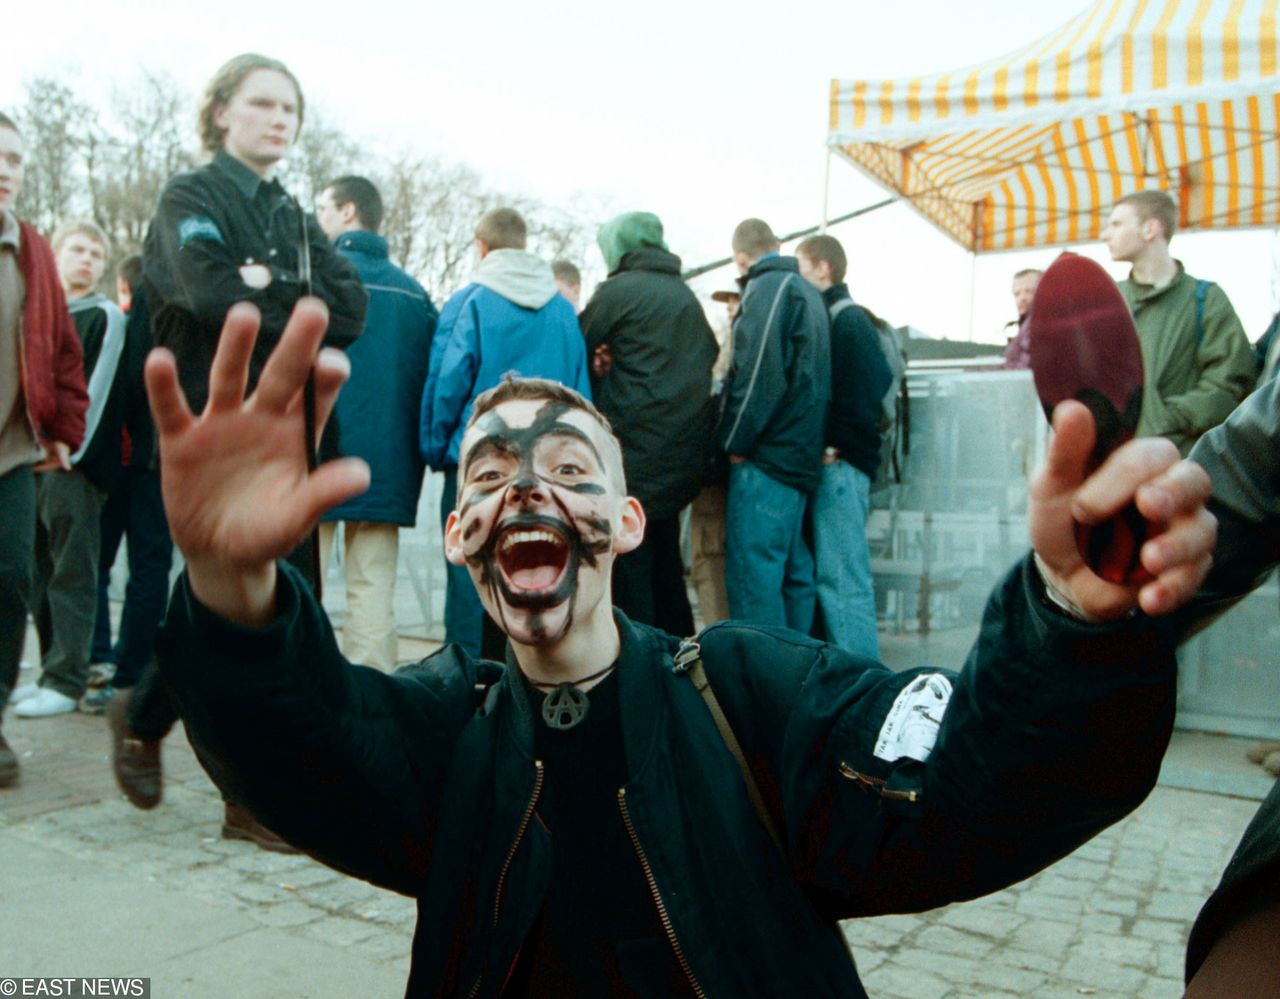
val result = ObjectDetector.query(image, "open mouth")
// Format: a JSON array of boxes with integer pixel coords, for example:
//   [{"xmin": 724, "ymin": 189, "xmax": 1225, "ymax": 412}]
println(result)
[{"xmin": 496, "ymin": 525, "xmax": 570, "ymax": 597}]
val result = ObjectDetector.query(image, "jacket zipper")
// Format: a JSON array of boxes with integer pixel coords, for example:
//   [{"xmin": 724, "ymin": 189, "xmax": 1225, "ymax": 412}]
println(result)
[
  {"xmin": 838, "ymin": 761, "xmax": 918, "ymax": 803},
  {"xmin": 466, "ymin": 760, "xmax": 544, "ymax": 999},
  {"xmin": 617, "ymin": 787, "xmax": 707, "ymax": 999}
]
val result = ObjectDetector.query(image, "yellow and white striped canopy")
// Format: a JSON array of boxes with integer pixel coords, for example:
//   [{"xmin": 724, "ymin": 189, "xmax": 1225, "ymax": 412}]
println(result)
[{"xmin": 828, "ymin": 0, "xmax": 1280, "ymax": 252}]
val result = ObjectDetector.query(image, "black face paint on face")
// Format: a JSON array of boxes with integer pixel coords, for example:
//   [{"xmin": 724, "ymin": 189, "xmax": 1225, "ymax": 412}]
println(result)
[{"xmin": 458, "ymin": 402, "xmax": 616, "ymax": 643}]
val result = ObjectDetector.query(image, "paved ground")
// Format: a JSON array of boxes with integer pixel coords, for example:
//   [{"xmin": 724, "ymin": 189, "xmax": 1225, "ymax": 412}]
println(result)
[{"xmin": 2, "ymin": 620, "xmax": 1274, "ymax": 998}]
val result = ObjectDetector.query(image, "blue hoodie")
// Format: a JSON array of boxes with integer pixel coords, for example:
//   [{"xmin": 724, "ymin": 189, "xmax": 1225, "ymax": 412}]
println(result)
[{"xmin": 420, "ymin": 249, "xmax": 590, "ymax": 469}]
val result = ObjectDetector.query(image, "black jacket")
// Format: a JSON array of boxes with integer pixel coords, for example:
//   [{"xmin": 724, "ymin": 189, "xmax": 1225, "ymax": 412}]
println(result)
[
  {"xmin": 157, "ymin": 557, "xmax": 1177, "ymax": 998},
  {"xmin": 580, "ymin": 246, "xmax": 719, "ymax": 519},
  {"xmin": 718, "ymin": 255, "xmax": 829, "ymax": 493},
  {"xmin": 142, "ymin": 151, "xmax": 367, "ymax": 418},
  {"xmin": 1180, "ymin": 375, "xmax": 1280, "ymax": 981},
  {"xmin": 824, "ymin": 284, "xmax": 892, "ymax": 479}
]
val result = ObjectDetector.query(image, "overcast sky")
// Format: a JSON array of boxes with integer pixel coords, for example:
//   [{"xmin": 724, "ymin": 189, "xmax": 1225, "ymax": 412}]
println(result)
[{"xmin": 5, "ymin": 0, "xmax": 1277, "ymax": 343}]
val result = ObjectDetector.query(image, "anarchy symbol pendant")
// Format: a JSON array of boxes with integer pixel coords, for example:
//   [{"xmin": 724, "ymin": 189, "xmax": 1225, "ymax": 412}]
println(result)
[{"xmin": 542, "ymin": 684, "xmax": 590, "ymax": 730}]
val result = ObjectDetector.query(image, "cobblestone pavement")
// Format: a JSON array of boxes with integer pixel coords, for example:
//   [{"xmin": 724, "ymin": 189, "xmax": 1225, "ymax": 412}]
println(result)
[{"xmin": 1, "ymin": 626, "xmax": 1271, "ymax": 998}]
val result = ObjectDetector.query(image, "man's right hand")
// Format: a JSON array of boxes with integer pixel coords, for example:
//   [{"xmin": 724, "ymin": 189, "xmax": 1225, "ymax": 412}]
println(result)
[{"xmin": 145, "ymin": 298, "xmax": 370, "ymax": 626}]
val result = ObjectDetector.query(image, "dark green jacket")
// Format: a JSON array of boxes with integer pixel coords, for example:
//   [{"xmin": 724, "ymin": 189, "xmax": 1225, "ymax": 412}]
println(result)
[
  {"xmin": 1120, "ymin": 264, "xmax": 1256, "ymax": 456},
  {"xmin": 158, "ymin": 559, "xmax": 1177, "ymax": 998}
]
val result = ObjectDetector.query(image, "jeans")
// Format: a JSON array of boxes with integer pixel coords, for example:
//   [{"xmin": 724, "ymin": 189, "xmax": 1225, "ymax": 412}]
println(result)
[
  {"xmin": 812, "ymin": 460, "xmax": 879, "ymax": 660},
  {"xmin": 724, "ymin": 460, "xmax": 815, "ymax": 632},
  {"xmin": 0, "ymin": 465, "xmax": 36, "ymax": 712},
  {"xmin": 440, "ymin": 468, "xmax": 484, "ymax": 658},
  {"xmin": 92, "ymin": 466, "xmax": 174, "ymax": 689},
  {"xmin": 33, "ymin": 469, "xmax": 104, "ymax": 699}
]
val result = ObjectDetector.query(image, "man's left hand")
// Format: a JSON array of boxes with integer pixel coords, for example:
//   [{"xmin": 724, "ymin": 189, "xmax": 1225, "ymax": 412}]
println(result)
[{"xmin": 1030, "ymin": 400, "xmax": 1215, "ymax": 621}]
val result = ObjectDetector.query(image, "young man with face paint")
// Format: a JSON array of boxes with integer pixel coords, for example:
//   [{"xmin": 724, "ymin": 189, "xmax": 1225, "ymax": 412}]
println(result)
[{"xmin": 150, "ymin": 299, "xmax": 1216, "ymax": 998}]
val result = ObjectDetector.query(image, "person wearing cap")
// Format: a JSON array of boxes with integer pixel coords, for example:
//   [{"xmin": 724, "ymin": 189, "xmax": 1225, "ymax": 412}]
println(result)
[{"xmin": 579, "ymin": 212, "xmax": 718, "ymax": 634}]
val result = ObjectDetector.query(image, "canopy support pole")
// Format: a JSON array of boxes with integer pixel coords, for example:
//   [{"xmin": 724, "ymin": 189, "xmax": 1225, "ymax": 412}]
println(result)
[
  {"xmin": 967, "ymin": 252, "xmax": 978, "ymax": 341},
  {"xmin": 821, "ymin": 148, "xmax": 832, "ymax": 233}
]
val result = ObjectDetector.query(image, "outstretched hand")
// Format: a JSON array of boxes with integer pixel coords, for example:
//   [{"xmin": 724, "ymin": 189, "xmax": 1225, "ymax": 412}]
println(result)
[
  {"xmin": 1030, "ymin": 400, "xmax": 1215, "ymax": 621},
  {"xmin": 146, "ymin": 299, "xmax": 370, "ymax": 624}
]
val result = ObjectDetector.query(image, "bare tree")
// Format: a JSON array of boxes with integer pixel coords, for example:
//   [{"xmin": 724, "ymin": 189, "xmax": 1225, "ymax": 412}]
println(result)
[{"xmin": 14, "ymin": 77, "xmax": 97, "ymax": 235}]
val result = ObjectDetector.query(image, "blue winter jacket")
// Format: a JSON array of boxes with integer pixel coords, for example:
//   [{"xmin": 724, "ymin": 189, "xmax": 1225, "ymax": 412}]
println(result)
[
  {"xmin": 420, "ymin": 249, "xmax": 590, "ymax": 470},
  {"xmin": 322, "ymin": 230, "xmax": 438, "ymax": 526}
]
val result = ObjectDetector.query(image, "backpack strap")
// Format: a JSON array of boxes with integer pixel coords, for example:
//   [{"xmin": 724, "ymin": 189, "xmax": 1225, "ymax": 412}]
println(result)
[
  {"xmin": 674, "ymin": 636, "xmax": 787, "ymax": 855},
  {"xmin": 1195, "ymin": 279, "xmax": 1212, "ymax": 348},
  {"xmin": 827, "ymin": 298, "xmax": 855, "ymax": 324}
]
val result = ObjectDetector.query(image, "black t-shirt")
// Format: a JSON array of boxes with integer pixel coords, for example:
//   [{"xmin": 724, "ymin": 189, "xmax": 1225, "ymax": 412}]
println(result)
[{"xmin": 505, "ymin": 669, "xmax": 697, "ymax": 997}]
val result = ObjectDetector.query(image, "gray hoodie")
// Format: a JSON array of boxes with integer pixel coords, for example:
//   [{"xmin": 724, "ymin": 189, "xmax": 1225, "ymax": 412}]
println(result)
[{"xmin": 471, "ymin": 248, "xmax": 557, "ymax": 310}]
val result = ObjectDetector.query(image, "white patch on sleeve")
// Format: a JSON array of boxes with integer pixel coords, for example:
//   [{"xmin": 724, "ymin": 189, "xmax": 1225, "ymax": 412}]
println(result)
[{"xmin": 874, "ymin": 674, "xmax": 953, "ymax": 764}]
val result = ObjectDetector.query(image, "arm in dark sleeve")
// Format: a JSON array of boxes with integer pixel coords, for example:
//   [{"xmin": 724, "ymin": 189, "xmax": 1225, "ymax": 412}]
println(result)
[
  {"xmin": 579, "ymin": 282, "xmax": 618, "ymax": 351},
  {"xmin": 718, "ymin": 277, "xmax": 791, "ymax": 457},
  {"xmin": 765, "ymin": 556, "xmax": 1176, "ymax": 915},
  {"xmin": 157, "ymin": 564, "xmax": 474, "ymax": 895},
  {"xmin": 144, "ymin": 178, "xmax": 306, "ymax": 334},
  {"xmin": 302, "ymin": 215, "xmax": 367, "ymax": 349},
  {"xmin": 1176, "ymin": 377, "xmax": 1280, "ymax": 638},
  {"xmin": 50, "ymin": 298, "xmax": 89, "ymax": 450},
  {"xmin": 830, "ymin": 307, "xmax": 892, "ymax": 443}
]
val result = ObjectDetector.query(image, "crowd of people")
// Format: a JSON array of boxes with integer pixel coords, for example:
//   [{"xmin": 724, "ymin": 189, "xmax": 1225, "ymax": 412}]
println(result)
[{"xmin": 0, "ymin": 48, "xmax": 1278, "ymax": 997}]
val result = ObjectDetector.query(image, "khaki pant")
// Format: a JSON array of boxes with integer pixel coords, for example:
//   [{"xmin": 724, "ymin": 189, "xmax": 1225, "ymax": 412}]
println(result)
[
  {"xmin": 319, "ymin": 521, "xmax": 400, "ymax": 670},
  {"xmin": 688, "ymin": 484, "xmax": 730, "ymax": 627}
]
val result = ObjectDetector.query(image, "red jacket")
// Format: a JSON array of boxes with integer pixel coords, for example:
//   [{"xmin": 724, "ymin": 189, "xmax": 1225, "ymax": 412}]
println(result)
[{"xmin": 17, "ymin": 219, "xmax": 87, "ymax": 449}]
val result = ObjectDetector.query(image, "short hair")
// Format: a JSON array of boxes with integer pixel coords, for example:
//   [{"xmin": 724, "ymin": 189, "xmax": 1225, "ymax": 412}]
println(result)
[
  {"xmin": 0, "ymin": 112, "xmax": 18, "ymax": 135},
  {"xmin": 475, "ymin": 208, "xmax": 527, "ymax": 251},
  {"xmin": 796, "ymin": 234, "xmax": 848, "ymax": 283},
  {"xmin": 198, "ymin": 54, "xmax": 304, "ymax": 155},
  {"xmin": 325, "ymin": 175, "xmax": 383, "ymax": 233},
  {"xmin": 551, "ymin": 260, "xmax": 581, "ymax": 287},
  {"xmin": 1012, "ymin": 268, "xmax": 1043, "ymax": 281},
  {"xmin": 52, "ymin": 220, "xmax": 110, "ymax": 257},
  {"xmin": 731, "ymin": 218, "xmax": 780, "ymax": 260},
  {"xmin": 1116, "ymin": 190, "xmax": 1177, "ymax": 241},
  {"xmin": 117, "ymin": 254, "xmax": 144, "ymax": 293},
  {"xmin": 465, "ymin": 375, "xmax": 625, "ymax": 492}
]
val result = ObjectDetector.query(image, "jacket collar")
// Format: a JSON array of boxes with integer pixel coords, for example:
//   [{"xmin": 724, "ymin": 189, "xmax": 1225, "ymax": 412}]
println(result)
[
  {"xmin": 1125, "ymin": 260, "xmax": 1188, "ymax": 301},
  {"xmin": 335, "ymin": 229, "xmax": 389, "ymax": 259},
  {"xmin": 498, "ymin": 609, "xmax": 675, "ymax": 780},
  {"xmin": 613, "ymin": 245, "xmax": 682, "ymax": 278},
  {"xmin": 745, "ymin": 254, "xmax": 798, "ymax": 282},
  {"xmin": 212, "ymin": 149, "xmax": 280, "ymax": 201},
  {"xmin": 822, "ymin": 282, "xmax": 852, "ymax": 307}
]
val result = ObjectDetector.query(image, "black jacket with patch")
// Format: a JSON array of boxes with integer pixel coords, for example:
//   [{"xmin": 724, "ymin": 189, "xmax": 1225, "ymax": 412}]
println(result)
[{"xmin": 158, "ymin": 556, "xmax": 1177, "ymax": 998}]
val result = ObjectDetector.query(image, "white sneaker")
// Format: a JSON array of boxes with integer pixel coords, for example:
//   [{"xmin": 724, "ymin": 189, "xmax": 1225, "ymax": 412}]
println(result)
[
  {"xmin": 9, "ymin": 685, "xmax": 40, "ymax": 705},
  {"xmin": 14, "ymin": 688, "xmax": 77, "ymax": 718}
]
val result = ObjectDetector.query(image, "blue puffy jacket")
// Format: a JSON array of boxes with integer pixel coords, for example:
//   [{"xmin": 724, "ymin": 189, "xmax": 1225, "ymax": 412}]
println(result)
[
  {"xmin": 323, "ymin": 230, "xmax": 438, "ymax": 526},
  {"xmin": 420, "ymin": 249, "xmax": 590, "ymax": 470}
]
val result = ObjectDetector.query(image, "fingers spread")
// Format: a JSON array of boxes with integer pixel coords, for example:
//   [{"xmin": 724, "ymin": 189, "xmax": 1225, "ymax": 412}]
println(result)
[
  {"xmin": 297, "ymin": 458, "xmax": 371, "ymax": 524},
  {"xmin": 144, "ymin": 347, "xmax": 194, "ymax": 439},
  {"xmin": 311, "ymin": 348, "xmax": 350, "ymax": 446},
  {"xmin": 254, "ymin": 297, "xmax": 331, "ymax": 414},
  {"xmin": 206, "ymin": 302, "xmax": 261, "ymax": 414}
]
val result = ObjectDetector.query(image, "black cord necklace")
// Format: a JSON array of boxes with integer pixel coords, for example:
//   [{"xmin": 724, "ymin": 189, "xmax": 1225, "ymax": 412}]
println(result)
[{"xmin": 528, "ymin": 662, "xmax": 618, "ymax": 731}]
